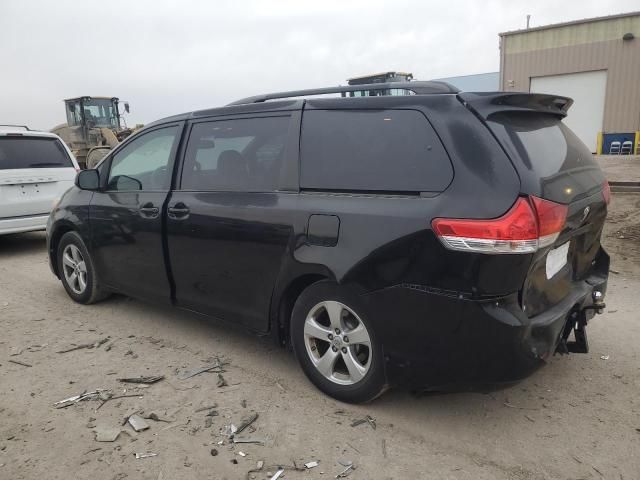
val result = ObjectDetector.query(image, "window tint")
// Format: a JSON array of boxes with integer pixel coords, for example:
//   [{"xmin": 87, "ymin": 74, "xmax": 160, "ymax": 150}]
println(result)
[
  {"xmin": 107, "ymin": 126, "xmax": 179, "ymax": 191},
  {"xmin": 490, "ymin": 112, "xmax": 599, "ymax": 175},
  {"xmin": 489, "ymin": 112, "xmax": 604, "ymax": 203},
  {"xmin": 181, "ymin": 116, "xmax": 290, "ymax": 191},
  {"xmin": 300, "ymin": 110, "xmax": 452, "ymax": 192},
  {"xmin": 0, "ymin": 137, "xmax": 73, "ymax": 169}
]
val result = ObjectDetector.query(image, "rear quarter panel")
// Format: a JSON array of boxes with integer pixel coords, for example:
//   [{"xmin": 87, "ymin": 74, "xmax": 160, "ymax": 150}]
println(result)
[{"xmin": 295, "ymin": 95, "xmax": 524, "ymax": 297}]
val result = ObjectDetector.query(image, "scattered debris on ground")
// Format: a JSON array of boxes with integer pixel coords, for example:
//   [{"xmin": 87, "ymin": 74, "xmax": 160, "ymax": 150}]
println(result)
[
  {"xmin": 350, "ymin": 415, "xmax": 376, "ymax": 429},
  {"xmin": 54, "ymin": 390, "xmax": 107, "ymax": 408},
  {"xmin": 235, "ymin": 412, "xmax": 259, "ymax": 435},
  {"xmin": 143, "ymin": 412, "xmax": 172, "ymax": 423},
  {"xmin": 269, "ymin": 468, "xmax": 284, "ymax": 480},
  {"xmin": 94, "ymin": 426, "xmax": 122, "ymax": 442},
  {"xmin": 222, "ymin": 424, "xmax": 238, "ymax": 437},
  {"xmin": 8, "ymin": 359, "xmax": 32, "ymax": 368},
  {"xmin": 117, "ymin": 375, "xmax": 165, "ymax": 384},
  {"xmin": 217, "ymin": 372, "xmax": 228, "ymax": 387},
  {"xmin": 177, "ymin": 358, "xmax": 226, "ymax": 380},
  {"xmin": 336, "ymin": 460, "xmax": 356, "ymax": 478},
  {"xmin": 56, "ymin": 337, "xmax": 109, "ymax": 354},
  {"xmin": 134, "ymin": 452, "xmax": 157, "ymax": 459},
  {"xmin": 233, "ymin": 436, "xmax": 265, "ymax": 445},
  {"xmin": 127, "ymin": 414, "xmax": 150, "ymax": 432},
  {"xmin": 195, "ymin": 404, "xmax": 218, "ymax": 413}
]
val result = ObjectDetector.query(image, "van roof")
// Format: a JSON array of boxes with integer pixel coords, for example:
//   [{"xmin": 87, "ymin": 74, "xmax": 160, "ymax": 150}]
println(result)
[
  {"xmin": 144, "ymin": 81, "xmax": 461, "ymax": 128},
  {"xmin": 228, "ymin": 81, "xmax": 459, "ymax": 105}
]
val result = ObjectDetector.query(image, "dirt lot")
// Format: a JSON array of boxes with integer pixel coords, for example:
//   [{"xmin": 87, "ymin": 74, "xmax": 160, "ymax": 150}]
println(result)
[{"xmin": 1, "ymin": 194, "xmax": 639, "ymax": 480}]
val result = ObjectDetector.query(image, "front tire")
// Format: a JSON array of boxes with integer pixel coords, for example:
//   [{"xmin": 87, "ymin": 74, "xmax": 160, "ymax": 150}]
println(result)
[
  {"xmin": 57, "ymin": 231, "xmax": 109, "ymax": 304},
  {"xmin": 291, "ymin": 281, "xmax": 387, "ymax": 403}
]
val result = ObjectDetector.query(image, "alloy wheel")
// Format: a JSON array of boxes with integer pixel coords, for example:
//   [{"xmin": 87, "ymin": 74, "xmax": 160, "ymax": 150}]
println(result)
[
  {"xmin": 303, "ymin": 300, "xmax": 372, "ymax": 385},
  {"xmin": 62, "ymin": 244, "xmax": 88, "ymax": 295}
]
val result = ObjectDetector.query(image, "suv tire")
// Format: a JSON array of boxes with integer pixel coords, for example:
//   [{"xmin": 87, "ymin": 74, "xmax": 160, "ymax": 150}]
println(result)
[
  {"xmin": 57, "ymin": 231, "xmax": 110, "ymax": 304},
  {"xmin": 291, "ymin": 281, "xmax": 387, "ymax": 403}
]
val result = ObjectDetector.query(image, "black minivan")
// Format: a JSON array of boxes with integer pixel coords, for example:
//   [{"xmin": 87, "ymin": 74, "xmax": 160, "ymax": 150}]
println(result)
[{"xmin": 47, "ymin": 82, "xmax": 610, "ymax": 402}]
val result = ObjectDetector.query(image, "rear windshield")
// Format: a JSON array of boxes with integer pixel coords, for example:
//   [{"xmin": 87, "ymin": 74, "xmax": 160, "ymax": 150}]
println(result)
[
  {"xmin": 488, "ymin": 112, "xmax": 604, "ymax": 204},
  {"xmin": 300, "ymin": 109, "xmax": 453, "ymax": 193},
  {"xmin": 0, "ymin": 136, "xmax": 73, "ymax": 170}
]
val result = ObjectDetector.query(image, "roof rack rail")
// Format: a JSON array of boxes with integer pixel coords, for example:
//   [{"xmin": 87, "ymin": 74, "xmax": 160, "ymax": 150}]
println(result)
[
  {"xmin": 0, "ymin": 124, "xmax": 30, "ymax": 131},
  {"xmin": 228, "ymin": 81, "xmax": 459, "ymax": 105}
]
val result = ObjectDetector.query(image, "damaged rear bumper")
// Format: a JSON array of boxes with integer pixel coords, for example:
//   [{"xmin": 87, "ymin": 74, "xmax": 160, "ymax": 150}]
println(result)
[{"xmin": 364, "ymin": 270, "xmax": 609, "ymax": 391}]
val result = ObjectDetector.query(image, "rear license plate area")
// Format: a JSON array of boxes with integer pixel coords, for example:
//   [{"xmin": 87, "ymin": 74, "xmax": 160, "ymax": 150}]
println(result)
[{"xmin": 546, "ymin": 242, "xmax": 569, "ymax": 279}]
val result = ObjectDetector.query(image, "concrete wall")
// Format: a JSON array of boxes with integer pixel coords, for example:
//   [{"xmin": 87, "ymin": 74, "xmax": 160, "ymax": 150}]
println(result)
[{"xmin": 500, "ymin": 13, "xmax": 640, "ymax": 133}]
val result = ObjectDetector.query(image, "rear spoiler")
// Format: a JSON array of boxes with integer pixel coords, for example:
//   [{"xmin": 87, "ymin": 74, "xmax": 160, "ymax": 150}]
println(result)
[{"xmin": 458, "ymin": 92, "xmax": 573, "ymax": 119}]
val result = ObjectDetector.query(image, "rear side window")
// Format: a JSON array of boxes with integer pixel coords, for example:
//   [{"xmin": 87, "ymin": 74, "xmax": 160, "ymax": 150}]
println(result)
[
  {"xmin": 300, "ymin": 110, "xmax": 452, "ymax": 193},
  {"xmin": 488, "ymin": 112, "xmax": 604, "ymax": 203},
  {"xmin": 0, "ymin": 137, "xmax": 73, "ymax": 169},
  {"xmin": 181, "ymin": 116, "xmax": 290, "ymax": 192}
]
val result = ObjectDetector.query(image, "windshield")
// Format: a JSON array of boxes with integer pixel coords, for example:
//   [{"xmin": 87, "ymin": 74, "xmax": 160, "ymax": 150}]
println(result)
[
  {"xmin": 0, "ymin": 137, "xmax": 73, "ymax": 169},
  {"xmin": 82, "ymin": 99, "xmax": 119, "ymax": 128}
]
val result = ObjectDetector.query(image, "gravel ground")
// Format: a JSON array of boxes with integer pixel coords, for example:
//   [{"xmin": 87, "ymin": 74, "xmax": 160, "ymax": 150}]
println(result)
[
  {"xmin": 1, "ymin": 193, "xmax": 639, "ymax": 480},
  {"xmin": 596, "ymin": 155, "xmax": 640, "ymax": 183}
]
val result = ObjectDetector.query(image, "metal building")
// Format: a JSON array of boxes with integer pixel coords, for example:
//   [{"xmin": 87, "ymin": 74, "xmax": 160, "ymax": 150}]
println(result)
[{"xmin": 499, "ymin": 11, "xmax": 640, "ymax": 153}]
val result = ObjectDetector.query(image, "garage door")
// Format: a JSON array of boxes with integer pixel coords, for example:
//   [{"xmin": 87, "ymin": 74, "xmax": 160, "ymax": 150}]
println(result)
[{"xmin": 530, "ymin": 70, "xmax": 607, "ymax": 152}]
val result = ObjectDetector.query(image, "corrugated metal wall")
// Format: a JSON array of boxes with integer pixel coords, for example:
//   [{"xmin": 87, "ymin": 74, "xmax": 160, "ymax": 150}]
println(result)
[{"xmin": 500, "ymin": 14, "xmax": 640, "ymax": 133}]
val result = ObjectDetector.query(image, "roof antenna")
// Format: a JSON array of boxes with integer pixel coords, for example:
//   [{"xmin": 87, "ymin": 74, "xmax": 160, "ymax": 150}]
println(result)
[{"xmin": 526, "ymin": 14, "xmax": 531, "ymax": 29}]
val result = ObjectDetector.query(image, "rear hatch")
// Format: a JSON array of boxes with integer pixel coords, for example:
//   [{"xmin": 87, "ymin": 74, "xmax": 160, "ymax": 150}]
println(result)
[
  {"xmin": 461, "ymin": 93, "xmax": 608, "ymax": 317},
  {"xmin": 0, "ymin": 136, "xmax": 77, "ymax": 219}
]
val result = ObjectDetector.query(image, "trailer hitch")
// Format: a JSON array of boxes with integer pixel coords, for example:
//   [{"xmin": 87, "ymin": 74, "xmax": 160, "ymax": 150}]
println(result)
[
  {"xmin": 557, "ymin": 309, "xmax": 589, "ymax": 354},
  {"xmin": 582, "ymin": 291, "xmax": 606, "ymax": 314},
  {"xmin": 556, "ymin": 291, "xmax": 605, "ymax": 355}
]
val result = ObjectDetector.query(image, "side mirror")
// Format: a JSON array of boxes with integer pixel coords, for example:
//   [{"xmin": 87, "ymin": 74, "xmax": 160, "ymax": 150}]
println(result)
[
  {"xmin": 76, "ymin": 169, "xmax": 100, "ymax": 190},
  {"xmin": 124, "ymin": 102, "xmax": 130, "ymax": 113}
]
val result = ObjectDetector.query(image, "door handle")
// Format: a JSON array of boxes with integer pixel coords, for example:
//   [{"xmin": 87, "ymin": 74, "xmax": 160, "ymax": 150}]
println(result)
[
  {"xmin": 139, "ymin": 202, "xmax": 160, "ymax": 218},
  {"xmin": 168, "ymin": 202, "xmax": 190, "ymax": 220}
]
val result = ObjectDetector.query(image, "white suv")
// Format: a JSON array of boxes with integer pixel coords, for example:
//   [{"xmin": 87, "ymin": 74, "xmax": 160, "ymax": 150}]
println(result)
[{"xmin": 0, "ymin": 126, "xmax": 79, "ymax": 235}]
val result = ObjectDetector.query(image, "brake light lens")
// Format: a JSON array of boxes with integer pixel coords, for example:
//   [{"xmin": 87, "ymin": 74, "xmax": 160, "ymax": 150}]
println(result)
[
  {"xmin": 602, "ymin": 181, "xmax": 611, "ymax": 205},
  {"xmin": 432, "ymin": 196, "xmax": 568, "ymax": 254}
]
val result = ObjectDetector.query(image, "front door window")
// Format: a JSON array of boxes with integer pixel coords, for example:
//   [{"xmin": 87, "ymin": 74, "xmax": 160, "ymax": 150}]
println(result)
[{"xmin": 107, "ymin": 126, "xmax": 179, "ymax": 191}]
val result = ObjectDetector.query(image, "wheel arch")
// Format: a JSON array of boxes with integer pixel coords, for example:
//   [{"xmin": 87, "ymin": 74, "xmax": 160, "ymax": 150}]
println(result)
[
  {"xmin": 48, "ymin": 222, "xmax": 77, "ymax": 278},
  {"xmin": 271, "ymin": 273, "xmax": 331, "ymax": 348}
]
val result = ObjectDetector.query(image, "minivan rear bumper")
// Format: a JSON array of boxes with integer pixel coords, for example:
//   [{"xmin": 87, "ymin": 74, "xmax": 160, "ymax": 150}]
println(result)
[
  {"xmin": 0, "ymin": 214, "xmax": 49, "ymax": 236},
  {"xmin": 364, "ymin": 263, "xmax": 609, "ymax": 390}
]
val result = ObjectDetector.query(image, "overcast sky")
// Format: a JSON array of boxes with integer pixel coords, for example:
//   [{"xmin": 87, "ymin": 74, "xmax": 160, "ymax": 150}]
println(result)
[{"xmin": 1, "ymin": 0, "xmax": 637, "ymax": 129}]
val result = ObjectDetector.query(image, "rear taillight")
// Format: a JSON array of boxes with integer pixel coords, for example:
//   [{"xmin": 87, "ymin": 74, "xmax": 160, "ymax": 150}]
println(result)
[
  {"xmin": 529, "ymin": 196, "xmax": 568, "ymax": 248},
  {"xmin": 602, "ymin": 181, "xmax": 611, "ymax": 205},
  {"xmin": 432, "ymin": 196, "xmax": 568, "ymax": 254}
]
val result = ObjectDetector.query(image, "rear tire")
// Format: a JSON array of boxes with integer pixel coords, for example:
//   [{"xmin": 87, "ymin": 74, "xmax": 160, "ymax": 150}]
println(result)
[
  {"xmin": 291, "ymin": 281, "xmax": 387, "ymax": 403},
  {"xmin": 57, "ymin": 231, "xmax": 110, "ymax": 304}
]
